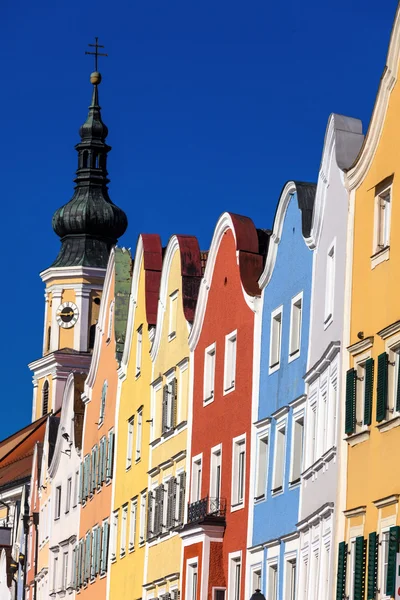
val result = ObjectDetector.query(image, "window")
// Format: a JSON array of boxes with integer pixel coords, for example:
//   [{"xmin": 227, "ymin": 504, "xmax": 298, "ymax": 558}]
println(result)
[
  {"xmin": 136, "ymin": 325, "xmax": 143, "ymax": 377},
  {"xmin": 65, "ymin": 477, "xmax": 72, "ymax": 513},
  {"xmin": 55, "ymin": 486, "xmax": 61, "ymax": 520},
  {"xmin": 53, "ymin": 555, "xmax": 58, "ymax": 593},
  {"xmin": 139, "ymin": 492, "xmax": 146, "ymax": 544},
  {"xmin": 106, "ymin": 429, "xmax": 115, "ymax": 480},
  {"xmin": 232, "ymin": 437, "xmax": 245, "ymax": 507},
  {"xmin": 214, "ymin": 589, "xmax": 226, "ymax": 600},
  {"xmin": 210, "ymin": 446, "xmax": 222, "ymax": 501},
  {"xmin": 270, "ymin": 307, "xmax": 283, "ymax": 370},
  {"xmin": 388, "ymin": 345, "xmax": 400, "ymax": 415},
  {"xmin": 290, "ymin": 416, "xmax": 304, "ymax": 484},
  {"xmin": 111, "ymin": 511, "xmax": 118, "ymax": 561},
  {"xmin": 204, "ymin": 343, "xmax": 216, "ymax": 402},
  {"xmin": 162, "ymin": 377, "xmax": 177, "ymax": 433},
  {"xmin": 169, "ymin": 291, "xmax": 178, "ymax": 340},
  {"xmin": 229, "ymin": 555, "xmax": 242, "ymax": 600},
  {"xmin": 376, "ymin": 185, "xmax": 392, "ymax": 251},
  {"xmin": 267, "ymin": 563, "xmax": 278, "ymax": 600},
  {"xmin": 285, "ymin": 559, "xmax": 296, "ymax": 600},
  {"xmin": 348, "ymin": 539, "xmax": 356, "ymax": 600},
  {"xmin": 136, "ymin": 409, "xmax": 142, "ymax": 461},
  {"xmin": 42, "ymin": 381, "xmax": 49, "ymax": 416},
  {"xmin": 73, "ymin": 470, "xmax": 79, "ymax": 508},
  {"xmin": 380, "ymin": 530, "xmax": 390, "ymax": 597},
  {"xmin": 289, "ymin": 293, "xmax": 302, "ymax": 359},
  {"xmin": 62, "ymin": 551, "xmax": 68, "ymax": 591},
  {"xmin": 272, "ymin": 423, "xmax": 286, "ymax": 493},
  {"xmin": 255, "ymin": 434, "xmax": 269, "ymax": 500},
  {"xmin": 187, "ymin": 561, "xmax": 198, "ymax": 600},
  {"xmin": 224, "ymin": 331, "xmax": 237, "ymax": 393},
  {"xmin": 100, "ymin": 520, "xmax": 109, "ymax": 575},
  {"xmin": 126, "ymin": 416, "xmax": 134, "ymax": 469},
  {"xmin": 129, "ymin": 499, "xmax": 137, "ymax": 551},
  {"xmin": 325, "ymin": 244, "xmax": 335, "ymax": 325},
  {"xmin": 192, "ymin": 457, "xmax": 202, "ymax": 502},
  {"xmin": 99, "ymin": 381, "xmax": 107, "ymax": 425},
  {"xmin": 251, "ymin": 568, "xmax": 262, "ymax": 593},
  {"xmin": 120, "ymin": 504, "xmax": 128, "ymax": 557},
  {"xmin": 106, "ymin": 300, "xmax": 114, "ymax": 342}
]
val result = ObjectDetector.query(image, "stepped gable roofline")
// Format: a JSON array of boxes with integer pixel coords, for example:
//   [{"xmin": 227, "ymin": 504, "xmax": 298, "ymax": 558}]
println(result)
[
  {"xmin": 259, "ymin": 181, "xmax": 316, "ymax": 290},
  {"xmin": 189, "ymin": 212, "xmax": 268, "ymax": 352},
  {"xmin": 150, "ymin": 235, "xmax": 202, "ymax": 362},
  {"xmin": 306, "ymin": 113, "xmax": 364, "ymax": 250},
  {"xmin": 346, "ymin": 4, "xmax": 400, "ymax": 190},
  {"xmin": 84, "ymin": 247, "xmax": 132, "ymax": 394},
  {"xmin": 120, "ymin": 234, "xmax": 163, "ymax": 375}
]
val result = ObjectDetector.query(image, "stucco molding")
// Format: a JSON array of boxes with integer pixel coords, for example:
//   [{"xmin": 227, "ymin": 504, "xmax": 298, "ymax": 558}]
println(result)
[
  {"xmin": 377, "ymin": 320, "xmax": 400, "ymax": 340},
  {"xmin": 151, "ymin": 235, "xmax": 202, "ymax": 361},
  {"xmin": 343, "ymin": 505, "xmax": 367, "ymax": 518},
  {"xmin": 304, "ymin": 341, "xmax": 341, "ymax": 384},
  {"xmin": 347, "ymin": 336, "xmax": 374, "ymax": 357},
  {"xmin": 373, "ymin": 494, "xmax": 399, "ymax": 509},
  {"xmin": 40, "ymin": 265, "xmax": 106, "ymax": 283},
  {"xmin": 188, "ymin": 212, "xmax": 264, "ymax": 351},
  {"xmin": 271, "ymin": 405, "xmax": 289, "ymax": 420},
  {"xmin": 346, "ymin": 4, "xmax": 400, "ymax": 190},
  {"xmin": 305, "ymin": 114, "xmax": 363, "ymax": 250},
  {"xmin": 296, "ymin": 502, "xmax": 334, "ymax": 532}
]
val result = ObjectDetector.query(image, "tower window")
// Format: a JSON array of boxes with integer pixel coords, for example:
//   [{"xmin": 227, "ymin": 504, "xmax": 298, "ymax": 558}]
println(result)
[
  {"xmin": 47, "ymin": 326, "xmax": 51, "ymax": 352},
  {"xmin": 82, "ymin": 151, "xmax": 89, "ymax": 168},
  {"xmin": 89, "ymin": 323, "xmax": 96, "ymax": 350},
  {"xmin": 42, "ymin": 381, "xmax": 49, "ymax": 416}
]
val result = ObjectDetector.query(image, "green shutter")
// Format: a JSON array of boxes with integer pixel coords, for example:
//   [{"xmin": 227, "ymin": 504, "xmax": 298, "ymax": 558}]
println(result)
[
  {"xmin": 367, "ymin": 532, "xmax": 378, "ymax": 599},
  {"xmin": 345, "ymin": 369, "xmax": 357, "ymax": 434},
  {"xmin": 172, "ymin": 377, "xmax": 178, "ymax": 428},
  {"xmin": 106, "ymin": 430, "xmax": 115, "ymax": 480},
  {"xmin": 363, "ymin": 358, "xmax": 374, "ymax": 426},
  {"xmin": 101, "ymin": 521, "xmax": 109, "ymax": 573},
  {"xmin": 354, "ymin": 536, "xmax": 366, "ymax": 600},
  {"xmin": 96, "ymin": 526, "xmax": 101, "ymax": 575},
  {"xmin": 78, "ymin": 463, "xmax": 83, "ymax": 504},
  {"xmin": 336, "ymin": 541, "xmax": 347, "ymax": 600},
  {"xmin": 386, "ymin": 526, "xmax": 400, "ymax": 596},
  {"xmin": 376, "ymin": 352, "xmax": 388, "ymax": 422},
  {"xmin": 72, "ymin": 547, "xmax": 77, "ymax": 590}
]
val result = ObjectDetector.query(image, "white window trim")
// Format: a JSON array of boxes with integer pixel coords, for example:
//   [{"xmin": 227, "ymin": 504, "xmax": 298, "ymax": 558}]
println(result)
[
  {"xmin": 139, "ymin": 491, "xmax": 146, "ymax": 546},
  {"xmin": 288, "ymin": 292, "xmax": 303, "ymax": 363},
  {"xmin": 385, "ymin": 333, "xmax": 400, "ymax": 419},
  {"xmin": 136, "ymin": 407, "xmax": 143, "ymax": 462},
  {"xmin": 223, "ymin": 330, "xmax": 237, "ymax": 395},
  {"xmin": 254, "ymin": 425, "xmax": 270, "ymax": 502},
  {"xmin": 212, "ymin": 587, "xmax": 227, "ymax": 600},
  {"xmin": 150, "ymin": 380, "xmax": 162, "ymax": 443},
  {"xmin": 191, "ymin": 453, "xmax": 203, "ymax": 503},
  {"xmin": 231, "ymin": 433, "xmax": 246, "ymax": 511},
  {"xmin": 271, "ymin": 416, "xmax": 287, "ymax": 495},
  {"xmin": 266, "ymin": 557, "xmax": 279, "ymax": 600},
  {"xmin": 227, "ymin": 551, "xmax": 242, "ymax": 600},
  {"xmin": 168, "ymin": 290, "xmax": 179, "ymax": 341},
  {"xmin": 120, "ymin": 503, "xmax": 128, "ymax": 558},
  {"xmin": 324, "ymin": 240, "xmax": 336, "ymax": 329},
  {"xmin": 289, "ymin": 408, "xmax": 304, "ymax": 486},
  {"xmin": 128, "ymin": 497, "xmax": 137, "ymax": 552},
  {"xmin": 136, "ymin": 325, "xmax": 143, "ymax": 378},
  {"xmin": 209, "ymin": 443, "xmax": 222, "ymax": 500},
  {"xmin": 204, "ymin": 342, "xmax": 216, "ymax": 405},
  {"xmin": 282, "ymin": 550, "xmax": 297, "ymax": 600},
  {"xmin": 185, "ymin": 556, "xmax": 199, "ymax": 600},
  {"xmin": 126, "ymin": 415, "xmax": 134, "ymax": 470},
  {"xmin": 111, "ymin": 510, "xmax": 119, "ymax": 562},
  {"xmin": 373, "ymin": 182, "xmax": 392, "ymax": 254},
  {"xmin": 249, "ymin": 563, "xmax": 263, "ymax": 595},
  {"xmin": 269, "ymin": 305, "xmax": 283, "ymax": 374}
]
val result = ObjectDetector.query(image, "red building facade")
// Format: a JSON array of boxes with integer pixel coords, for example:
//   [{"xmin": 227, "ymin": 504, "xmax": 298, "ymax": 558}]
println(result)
[{"xmin": 181, "ymin": 213, "xmax": 267, "ymax": 600}]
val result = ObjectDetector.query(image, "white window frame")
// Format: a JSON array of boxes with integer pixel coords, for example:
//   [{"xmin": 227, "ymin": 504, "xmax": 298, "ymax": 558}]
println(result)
[
  {"xmin": 62, "ymin": 549, "xmax": 68, "ymax": 591},
  {"xmin": 223, "ymin": 331, "xmax": 237, "ymax": 395},
  {"xmin": 266, "ymin": 559, "xmax": 278, "ymax": 600},
  {"xmin": 204, "ymin": 342, "xmax": 216, "ymax": 404},
  {"xmin": 249, "ymin": 563, "xmax": 262, "ymax": 595},
  {"xmin": 324, "ymin": 241, "xmax": 336, "ymax": 328},
  {"xmin": 289, "ymin": 410, "xmax": 304, "ymax": 486},
  {"xmin": 126, "ymin": 415, "xmax": 134, "ymax": 469},
  {"xmin": 386, "ymin": 335, "xmax": 400, "ymax": 416},
  {"xmin": 191, "ymin": 454, "xmax": 203, "ymax": 502},
  {"xmin": 139, "ymin": 491, "xmax": 146, "ymax": 545},
  {"xmin": 99, "ymin": 380, "xmax": 108, "ymax": 426},
  {"xmin": 136, "ymin": 325, "xmax": 143, "ymax": 377},
  {"xmin": 111, "ymin": 510, "xmax": 119, "ymax": 562},
  {"xmin": 54, "ymin": 485, "xmax": 61, "ymax": 520},
  {"xmin": 168, "ymin": 290, "xmax": 179, "ymax": 340},
  {"xmin": 380, "ymin": 528, "xmax": 390, "ymax": 600},
  {"xmin": 65, "ymin": 477, "xmax": 72, "ymax": 513},
  {"xmin": 374, "ymin": 183, "xmax": 392, "ymax": 252},
  {"xmin": 228, "ymin": 551, "xmax": 242, "ymax": 600},
  {"xmin": 210, "ymin": 444, "xmax": 222, "ymax": 501},
  {"xmin": 288, "ymin": 292, "xmax": 303, "ymax": 362},
  {"xmin": 120, "ymin": 504, "xmax": 128, "ymax": 558},
  {"xmin": 272, "ymin": 417, "xmax": 287, "ymax": 494},
  {"xmin": 186, "ymin": 557, "xmax": 199, "ymax": 600},
  {"xmin": 231, "ymin": 434, "xmax": 246, "ymax": 510},
  {"xmin": 283, "ymin": 552, "xmax": 297, "ymax": 600},
  {"xmin": 136, "ymin": 408, "xmax": 143, "ymax": 462},
  {"xmin": 129, "ymin": 497, "xmax": 137, "ymax": 552},
  {"xmin": 254, "ymin": 426, "xmax": 270, "ymax": 501},
  {"xmin": 73, "ymin": 470, "xmax": 79, "ymax": 508},
  {"xmin": 269, "ymin": 306, "xmax": 283, "ymax": 373}
]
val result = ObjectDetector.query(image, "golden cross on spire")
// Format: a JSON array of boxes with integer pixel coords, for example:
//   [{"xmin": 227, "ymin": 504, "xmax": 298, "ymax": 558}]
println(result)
[{"xmin": 85, "ymin": 37, "xmax": 108, "ymax": 72}]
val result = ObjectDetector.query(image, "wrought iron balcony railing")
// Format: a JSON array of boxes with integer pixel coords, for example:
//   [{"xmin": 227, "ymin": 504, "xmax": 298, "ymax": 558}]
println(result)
[{"xmin": 187, "ymin": 496, "xmax": 226, "ymax": 524}]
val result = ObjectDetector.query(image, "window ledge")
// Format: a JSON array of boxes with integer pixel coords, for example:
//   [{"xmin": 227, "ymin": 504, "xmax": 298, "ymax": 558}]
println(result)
[
  {"xmin": 128, "ymin": 545, "xmax": 135, "ymax": 553},
  {"xmin": 288, "ymin": 350, "xmax": 300, "ymax": 364},
  {"xmin": 203, "ymin": 395, "xmax": 214, "ymax": 406},
  {"xmin": 223, "ymin": 384, "xmax": 235, "ymax": 396},
  {"xmin": 268, "ymin": 362, "xmax": 280, "ymax": 375},
  {"xmin": 323, "ymin": 315, "xmax": 333, "ymax": 331},
  {"xmin": 254, "ymin": 494, "xmax": 266, "ymax": 504},
  {"xmin": 271, "ymin": 486, "xmax": 283, "ymax": 496},
  {"xmin": 231, "ymin": 502, "xmax": 244, "ymax": 513},
  {"xmin": 371, "ymin": 245, "xmax": 390, "ymax": 269},
  {"xmin": 288, "ymin": 478, "xmax": 301, "ymax": 489},
  {"xmin": 126, "ymin": 464, "xmax": 132, "ymax": 472},
  {"xmin": 168, "ymin": 332, "xmax": 176, "ymax": 342},
  {"xmin": 345, "ymin": 429, "xmax": 370, "ymax": 447},
  {"xmin": 376, "ymin": 414, "xmax": 400, "ymax": 433}
]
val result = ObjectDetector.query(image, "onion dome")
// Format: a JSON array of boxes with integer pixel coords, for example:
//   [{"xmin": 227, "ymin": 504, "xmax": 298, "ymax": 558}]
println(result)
[{"xmin": 50, "ymin": 71, "xmax": 128, "ymax": 268}]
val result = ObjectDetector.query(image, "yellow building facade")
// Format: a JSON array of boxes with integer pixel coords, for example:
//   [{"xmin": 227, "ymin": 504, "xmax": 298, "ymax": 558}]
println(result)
[{"xmin": 336, "ymin": 6, "xmax": 400, "ymax": 599}]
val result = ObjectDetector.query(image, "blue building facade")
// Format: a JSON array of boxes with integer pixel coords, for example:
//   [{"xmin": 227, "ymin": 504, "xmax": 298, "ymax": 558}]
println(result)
[{"xmin": 248, "ymin": 181, "xmax": 315, "ymax": 600}]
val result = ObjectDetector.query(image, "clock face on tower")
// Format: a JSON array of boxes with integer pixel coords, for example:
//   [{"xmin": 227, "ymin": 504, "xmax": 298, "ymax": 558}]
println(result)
[{"xmin": 56, "ymin": 302, "xmax": 79, "ymax": 329}]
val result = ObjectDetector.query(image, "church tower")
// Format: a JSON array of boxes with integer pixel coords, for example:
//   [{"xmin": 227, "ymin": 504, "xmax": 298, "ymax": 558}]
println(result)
[{"xmin": 29, "ymin": 50, "xmax": 128, "ymax": 421}]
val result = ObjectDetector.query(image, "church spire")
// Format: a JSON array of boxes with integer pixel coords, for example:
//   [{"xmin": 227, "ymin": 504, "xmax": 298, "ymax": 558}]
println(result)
[{"xmin": 50, "ymin": 39, "xmax": 128, "ymax": 269}]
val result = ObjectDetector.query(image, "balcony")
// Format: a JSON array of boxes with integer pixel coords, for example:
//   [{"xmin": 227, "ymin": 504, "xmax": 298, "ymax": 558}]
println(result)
[{"xmin": 187, "ymin": 496, "xmax": 226, "ymax": 525}]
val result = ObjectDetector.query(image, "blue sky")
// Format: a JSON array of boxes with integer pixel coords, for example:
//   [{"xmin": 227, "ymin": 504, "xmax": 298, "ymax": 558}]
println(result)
[{"xmin": 0, "ymin": 0, "xmax": 397, "ymax": 439}]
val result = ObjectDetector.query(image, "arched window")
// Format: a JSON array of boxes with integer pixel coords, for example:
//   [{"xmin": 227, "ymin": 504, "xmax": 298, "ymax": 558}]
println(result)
[
  {"xmin": 82, "ymin": 151, "xmax": 89, "ymax": 168},
  {"xmin": 42, "ymin": 381, "xmax": 49, "ymax": 416},
  {"xmin": 99, "ymin": 381, "xmax": 107, "ymax": 424}
]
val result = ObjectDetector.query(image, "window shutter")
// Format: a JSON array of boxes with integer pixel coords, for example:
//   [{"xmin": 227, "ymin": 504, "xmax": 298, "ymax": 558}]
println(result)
[
  {"xmin": 353, "ymin": 536, "xmax": 366, "ymax": 600},
  {"xmin": 147, "ymin": 491, "xmax": 154, "ymax": 540},
  {"xmin": 72, "ymin": 547, "xmax": 77, "ymax": 590},
  {"xmin": 376, "ymin": 352, "xmax": 388, "ymax": 422},
  {"xmin": 178, "ymin": 471, "xmax": 187, "ymax": 525},
  {"xmin": 78, "ymin": 463, "xmax": 83, "ymax": 504},
  {"xmin": 396, "ymin": 359, "xmax": 400, "ymax": 412},
  {"xmin": 336, "ymin": 541, "xmax": 347, "ymax": 600},
  {"xmin": 96, "ymin": 526, "xmax": 101, "ymax": 575},
  {"xmin": 83, "ymin": 456, "xmax": 88, "ymax": 500},
  {"xmin": 106, "ymin": 431, "xmax": 115, "ymax": 480},
  {"xmin": 91, "ymin": 449, "xmax": 96, "ymax": 494},
  {"xmin": 162, "ymin": 385, "xmax": 168, "ymax": 434},
  {"xmin": 97, "ymin": 442, "xmax": 102, "ymax": 488},
  {"xmin": 101, "ymin": 521, "xmax": 109, "ymax": 574},
  {"xmin": 153, "ymin": 485, "xmax": 164, "ymax": 536},
  {"xmin": 101, "ymin": 438, "xmax": 107, "ymax": 483},
  {"xmin": 363, "ymin": 358, "xmax": 374, "ymax": 426},
  {"xmin": 367, "ymin": 532, "xmax": 378, "ymax": 599},
  {"xmin": 80, "ymin": 539, "xmax": 84, "ymax": 587},
  {"xmin": 345, "ymin": 369, "xmax": 357, "ymax": 434},
  {"xmin": 172, "ymin": 377, "xmax": 178, "ymax": 428},
  {"xmin": 386, "ymin": 526, "xmax": 400, "ymax": 596},
  {"xmin": 167, "ymin": 478, "xmax": 176, "ymax": 529},
  {"xmin": 77, "ymin": 542, "xmax": 81, "ymax": 588}
]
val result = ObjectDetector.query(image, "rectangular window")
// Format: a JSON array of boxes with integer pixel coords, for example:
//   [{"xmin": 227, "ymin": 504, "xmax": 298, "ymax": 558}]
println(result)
[
  {"xmin": 120, "ymin": 504, "xmax": 128, "ymax": 557},
  {"xmin": 325, "ymin": 244, "xmax": 335, "ymax": 324},
  {"xmin": 65, "ymin": 477, "xmax": 72, "ymax": 513},
  {"xmin": 285, "ymin": 559, "xmax": 296, "ymax": 600},
  {"xmin": 380, "ymin": 530, "xmax": 390, "ymax": 597},
  {"xmin": 255, "ymin": 434, "xmax": 269, "ymax": 500},
  {"xmin": 272, "ymin": 423, "xmax": 286, "ymax": 493},
  {"xmin": 376, "ymin": 186, "xmax": 392, "ymax": 250},
  {"xmin": 111, "ymin": 510, "xmax": 118, "ymax": 561},
  {"xmin": 204, "ymin": 343, "xmax": 216, "ymax": 402},
  {"xmin": 53, "ymin": 555, "xmax": 58, "ymax": 593},
  {"xmin": 229, "ymin": 555, "xmax": 242, "ymax": 600},
  {"xmin": 187, "ymin": 561, "xmax": 198, "ymax": 600},
  {"xmin": 210, "ymin": 447, "xmax": 222, "ymax": 501},
  {"xmin": 214, "ymin": 590, "xmax": 226, "ymax": 600},
  {"xmin": 126, "ymin": 416, "xmax": 134, "ymax": 469},
  {"xmin": 100, "ymin": 519, "xmax": 109, "ymax": 575},
  {"xmin": 224, "ymin": 331, "xmax": 237, "ymax": 393},
  {"xmin": 169, "ymin": 290, "xmax": 178, "ymax": 339},
  {"xmin": 139, "ymin": 492, "xmax": 146, "ymax": 544},
  {"xmin": 192, "ymin": 457, "xmax": 202, "ymax": 502},
  {"xmin": 73, "ymin": 470, "xmax": 79, "ymax": 508},
  {"xmin": 136, "ymin": 325, "xmax": 143, "ymax": 376},
  {"xmin": 136, "ymin": 409, "xmax": 142, "ymax": 461},
  {"xmin": 267, "ymin": 563, "xmax": 278, "ymax": 600},
  {"xmin": 252, "ymin": 568, "xmax": 262, "ymax": 594},
  {"xmin": 349, "ymin": 539, "xmax": 356, "ymax": 600},
  {"xmin": 270, "ymin": 307, "xmax": 283, "ymax": 370},
  {"xmin": 62, "ymin": 551, "xmax": 68, "ymax": 589},
  {"xmin": 55, "ymin": 486, "xmax": 61, "ymax": 520},
  {"xmin": 289, "ymin": 293, "xmax": 302, "ymax": 358},
  {"xmin": 232, "ymin": 437, "xmax": 245, "ymax": 507},
  {"xmin": 129, "ymin": 498, "xmax": 137, "ymax": 551},
  {"xmin": 290, "ymin": 417, "xmax": 304, "ymax": 484}
]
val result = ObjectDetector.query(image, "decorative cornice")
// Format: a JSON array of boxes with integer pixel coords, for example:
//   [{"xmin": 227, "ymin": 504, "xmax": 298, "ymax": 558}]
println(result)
[
  {"xmin": 304, "ymin": 341, "xmax": 341, "ymax": 383},
  {"xmin": 297, "ymin": 502, "xmax": 334, "ymax": 531},
  {"xmin": 373, "ymin": 494, "xmax": 399, "ymax": 509},
  {"xmin": 347, "ymin": 336, "xmax": 374, "ymax": 357},
  {"xmin": 289, "ymin": 394, "xmax": 307, "ymax": 410},
  {"xmin": 40, "ymin": 266, "xmax": 106, "ymax": 283},
  {"xmin": 343, "ymin": 505, "xmax": 366, "ymax": 518},
  {"xmin": 377, "ymin": 320, "xmax": 400, "ymax": 340},
  {"xmin": 271, "ymin": 406, "xmax": 290, "ymax": 420},
  {"xmin": 254, "ymin": 416, "xmax": 271, "ymax": 429}
]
